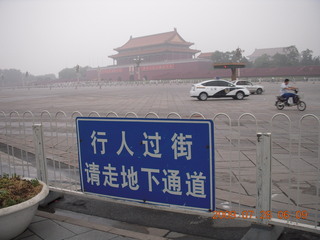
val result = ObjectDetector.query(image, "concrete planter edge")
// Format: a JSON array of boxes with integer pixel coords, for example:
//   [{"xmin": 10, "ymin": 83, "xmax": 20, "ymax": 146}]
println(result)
[{"xmin": 0, "ymin": 179, "xmax": 49, "ymax": 240}]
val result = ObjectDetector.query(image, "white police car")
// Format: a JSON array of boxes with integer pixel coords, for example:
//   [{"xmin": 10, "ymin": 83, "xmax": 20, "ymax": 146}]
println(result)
[{"xmin": 190, "ymin": 79, "xmax": 250, "ymax": 101}]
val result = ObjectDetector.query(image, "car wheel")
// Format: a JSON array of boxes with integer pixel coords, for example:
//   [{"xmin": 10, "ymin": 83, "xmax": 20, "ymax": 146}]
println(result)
[
  {"xmin": 235, "ymin": 91, "xmax": 244, "ymax": 100},
  {"xmin": 198, "ymin": 92, "xmax": 208, "ymax": 101},
  {"xmin": 297, "ymin": 101, "xmax": 306, "ymax": 111},
  {"xmin": 276, "ymin": 101, "xmax": 284, "ymax": 110},
  {"xmin": 256, "ymin": 88, "xmax": 263, "ymax": 95}
]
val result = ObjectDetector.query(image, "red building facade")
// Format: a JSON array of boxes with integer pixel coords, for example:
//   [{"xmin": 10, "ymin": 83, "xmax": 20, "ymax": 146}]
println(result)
[{"xmin": 86, "ymin": 30, "xmax": 320, "ymax": 81}]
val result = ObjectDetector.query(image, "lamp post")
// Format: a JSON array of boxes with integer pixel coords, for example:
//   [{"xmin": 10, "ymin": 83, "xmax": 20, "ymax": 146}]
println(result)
[
  {"xmin": 133, "ymin": 56, "xmax": 143, "ymax": 81},
  {"xmin": 0, "ymin": 73, "xmax": 4, "ymax": 88},
  {"xmin": 24, "ymin": 71, "xmax": 29, "ymax": 87},
  {"xmin": 76, "ymin": 65, "xmax": 80, "ymax": 84},
  {"xmin": 97, "ymin": 66, "xmax": 101, "ymax": 82}
]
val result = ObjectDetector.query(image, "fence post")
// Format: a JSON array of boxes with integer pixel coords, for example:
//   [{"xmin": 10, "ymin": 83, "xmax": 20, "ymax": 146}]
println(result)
[
  {"xmin": 242, "ymin": 133, "xmax": 284, "ymax": 240},
  {"xmin": 33, "ymin": 124, "xmax": 48, "ymax": 184},
  {"xmin": 256, "ymin": 132, "xmax": 272, "ymax": 225}
]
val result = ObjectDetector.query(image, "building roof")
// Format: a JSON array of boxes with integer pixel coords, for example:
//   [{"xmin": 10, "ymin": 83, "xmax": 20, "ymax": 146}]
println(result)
[
  {"xmin": 109, "ymin": 47, "xmax": 200, "ymax": 59},
  {"xmin": 247, "ymin": 47, "xmax": 287, "ymax": 60},
  {"xmin": 198, "ymin": 52, "xmax": 214, "ymax": 59},
  {"xmin": 114, "ymin": 29, "xmax": 193, "ymax": 51}
]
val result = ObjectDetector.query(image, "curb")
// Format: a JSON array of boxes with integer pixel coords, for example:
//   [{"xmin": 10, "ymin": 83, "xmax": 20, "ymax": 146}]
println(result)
[{"xmin": 36, "ymin": 210, "xmax": 168, "ymax": 240}]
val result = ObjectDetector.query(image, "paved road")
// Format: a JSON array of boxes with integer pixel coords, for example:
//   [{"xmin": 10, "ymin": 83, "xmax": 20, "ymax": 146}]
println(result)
[
  {"xmin": 1, "ymin": 80, "xmax": 320, "ymax": 238},
  {"xmin": 1, "ymin": 81, "xmax": 320, "ymax": 120}
]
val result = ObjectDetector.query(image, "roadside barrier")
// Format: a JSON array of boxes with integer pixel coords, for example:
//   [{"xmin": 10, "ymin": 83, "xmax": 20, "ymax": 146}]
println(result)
[
  {"xmin": 0, "ymin": 110, "xmax": 319, "ymax": 233},
  {"xmin": 1, "ymin": 77, "xmax": 320, "ymax": 91}
]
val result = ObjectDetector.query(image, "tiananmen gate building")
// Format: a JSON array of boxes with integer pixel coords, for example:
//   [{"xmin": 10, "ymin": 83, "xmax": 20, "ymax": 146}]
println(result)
[
  {"xmin": 87, "ymin": 29, "xmax": 219, "ymax": 81},
  {"xmin": 86, "ymin": 29, "xmax": 320, "ymax": 81}
]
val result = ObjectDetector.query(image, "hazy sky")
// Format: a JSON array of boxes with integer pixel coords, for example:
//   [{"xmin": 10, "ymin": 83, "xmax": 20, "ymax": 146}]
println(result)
[{"xmin": 1, "ymin": 0, "xmax": 319, "ymax": 76}]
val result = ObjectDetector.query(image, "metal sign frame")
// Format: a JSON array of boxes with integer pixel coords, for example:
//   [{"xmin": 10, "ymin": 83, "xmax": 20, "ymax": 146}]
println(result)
[{"xmin": 76, "ymin": 117, "xmax": 215, "ymax": 211}]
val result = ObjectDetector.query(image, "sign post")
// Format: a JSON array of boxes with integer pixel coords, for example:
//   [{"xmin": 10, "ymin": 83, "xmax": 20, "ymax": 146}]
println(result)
[{"xmin": 76, "ymin": 117, "xmax": 215, "ymax": 211}]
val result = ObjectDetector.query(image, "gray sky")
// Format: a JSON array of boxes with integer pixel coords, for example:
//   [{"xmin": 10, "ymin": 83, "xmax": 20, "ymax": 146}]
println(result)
[{"xmin": 0, "ymin": 0, "xmax": 319, "ymax": 76}]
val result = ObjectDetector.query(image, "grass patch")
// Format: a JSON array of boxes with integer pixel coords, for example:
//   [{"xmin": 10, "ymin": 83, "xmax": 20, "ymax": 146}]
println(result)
[{"xmin": 0, "ymin": 174, "xmax": 42, "ymax": 209}]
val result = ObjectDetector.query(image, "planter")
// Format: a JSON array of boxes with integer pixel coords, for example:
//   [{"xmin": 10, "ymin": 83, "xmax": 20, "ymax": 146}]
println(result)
[{"xmin": 0, "ymin": 179, "xmax": 49, "ymax": 240}]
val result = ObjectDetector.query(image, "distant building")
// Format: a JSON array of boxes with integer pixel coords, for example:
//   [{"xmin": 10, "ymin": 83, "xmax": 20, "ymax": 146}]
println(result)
[
  {"xmin": 85, "ymin": 33, "xmax": 320, "ymax": 81},
  {"xmin": 197, "ymin": 52, "xmax": 214, "ymax": 60},
  {"xmin": 109, "ymin": 28, "xmax": 200, "ymax": 66},
  {"xmin": 247, "ymin": 47, "xmax": 288, "ymax": 62},
  {"xmin": 88, "ymin": 29, "xmax": 216, "ymax": 81}
]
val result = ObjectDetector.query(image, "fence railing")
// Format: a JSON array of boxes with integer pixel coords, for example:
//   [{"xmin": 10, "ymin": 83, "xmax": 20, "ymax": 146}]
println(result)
[
  {"xmin": 0, "ymin": 110, "xmax": 319, "ymax": 233},
  {"xmin": 1, "ymin": 77, "xmax": 320, "ymax": 90}
]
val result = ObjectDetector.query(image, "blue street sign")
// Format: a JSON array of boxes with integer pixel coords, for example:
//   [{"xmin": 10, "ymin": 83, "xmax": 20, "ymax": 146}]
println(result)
[{"xmin": 76, "ymin": 117, "xmax": 215, "ymax": 211}]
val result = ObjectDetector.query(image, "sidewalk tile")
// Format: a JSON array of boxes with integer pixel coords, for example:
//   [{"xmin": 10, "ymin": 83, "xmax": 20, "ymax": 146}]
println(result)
[
  {"xmin": 53, "ymin": 220, "xmax": 91, "ymax": 234},
  {"xmin": 28, "ymin": 219, "xmax": 75, "ymax": 240},
  {"xmin": 64, "ymin": 230, "xmax": 117, "ymax": 240}
]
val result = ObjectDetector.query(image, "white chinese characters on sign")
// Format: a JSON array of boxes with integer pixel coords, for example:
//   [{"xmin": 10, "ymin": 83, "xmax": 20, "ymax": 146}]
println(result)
[
  {"xmin": 83, "ymin": 163, "xmax": 206, "ymax": 198},
  {"xmin": 141, "ymin": 167, "xmax": 160, "ymax": 191},
  {"xmin": 102, "ymin": 163, "xmax": 119, "ymax": 188},
  {"xmin": 85, "ymin": 162, "xmax": 100, "ymax": 186},
  {"xmin": 171, "ymin": 133, "xmax": 192, "ymax": 160},
  {"xmin": 121, "ymin": 166, "xmax": 139, "ymax": 190},
  {"xmin": 91, "ymin": 131, "xmax": 108, "ymax": 155},
  {"xmin": 117, "ymin": 131, "xmax": 134, "ymax": 156},
  {"xmin": 142, "ymin": 132, "xmax": 162, "ymax": 158},
  {"xmin": 85, "ymin": 129, "xmax": 207, "ymax": 198},
  {"xmin": 162, "ymin": 169, "xmax": 182, "ymax": 195},
  {"xmin": 90, "ymin": 130, "xmax": 193, "ymax": 160},
  {"xmin": 186, "ymin": 172, "xmax": 206, "ymax": 198}
]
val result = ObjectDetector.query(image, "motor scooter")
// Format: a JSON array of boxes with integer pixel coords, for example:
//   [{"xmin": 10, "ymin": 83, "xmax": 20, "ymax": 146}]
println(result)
[{"xmin": 275, "ymin": 89, "xmax": 306, "ymax": 111}]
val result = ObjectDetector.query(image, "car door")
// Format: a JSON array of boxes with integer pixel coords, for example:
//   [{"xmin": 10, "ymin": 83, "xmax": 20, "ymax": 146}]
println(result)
[
  {"xmin": 237, "ymin": 81, "xmax": 252, "ymax": 93},
  {"xmin": 244, "ymin": 81, "xmax": 255, "ymax": 93},
  {"xmin": 202, "ymin": 80, "xmax": 220, "ymax": 97},
  {"xmin": 214, "ymin": 80, "xmax": 231, "ymax": 97},
  {"xmin": 203, "ymin": 80, "xmax": 229, "ymax": 97}
]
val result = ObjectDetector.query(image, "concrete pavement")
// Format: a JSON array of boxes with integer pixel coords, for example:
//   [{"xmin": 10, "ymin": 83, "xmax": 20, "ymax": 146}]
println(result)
[
  {"xmin": 1, "ymin": 80, "xmax": 320, "ymax": 239},
  {"xmin": 13, "ymin": 191, "xmax": 320, "ymax": 240}
]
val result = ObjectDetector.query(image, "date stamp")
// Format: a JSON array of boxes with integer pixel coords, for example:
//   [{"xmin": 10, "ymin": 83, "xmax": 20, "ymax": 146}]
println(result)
[{"xmin": 212, "ymin": 210, "xmax": 309, "ymax": 220}]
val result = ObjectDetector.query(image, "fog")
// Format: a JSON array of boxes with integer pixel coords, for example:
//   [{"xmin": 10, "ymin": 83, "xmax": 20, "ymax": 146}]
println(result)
[{"xmin": 0, "ymin": 0, "xmax": 319, "ymax": 76}]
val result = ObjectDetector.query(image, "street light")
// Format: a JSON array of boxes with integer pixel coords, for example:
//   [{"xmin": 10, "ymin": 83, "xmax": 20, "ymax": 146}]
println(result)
[
  {"xmin": 133, "ymin": 56, "xmax": 144, "ymax": 81},
  {"xmin": 24, "ymin": 71, "xmax": 29, "ymax": 87},
  {"xmin": 97, "ymin": 66, "xmax": 101, "ymax": 82},
  {"xmin": 0, "ymin": 73, "xmax": 4, "ymax": 88},
  {"xmin": 75, "ymin": 65, "xmax": 80, "ymax": 83}
]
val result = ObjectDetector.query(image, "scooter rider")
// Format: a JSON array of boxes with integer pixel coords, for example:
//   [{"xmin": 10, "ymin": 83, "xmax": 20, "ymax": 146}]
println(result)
[{"xmin": 280, "ymin": 79, "xmax": 297, "ymax": 103}]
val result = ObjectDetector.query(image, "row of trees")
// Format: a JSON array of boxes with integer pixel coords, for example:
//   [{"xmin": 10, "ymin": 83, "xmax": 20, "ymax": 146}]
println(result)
[
  {"xmin": 0, "ymin": 69, "xmax": 56, "ymax": 87},
  {"xmin": 0, "ymin": 66, "xmax": 89, "ymax": 86},
  {"xmin": 58, "ymin": 65, "xmax": 90, "ymax": 80},
  {"xmin": 211, "ymin": 46, "xmax": 320, "ymax": 68}
]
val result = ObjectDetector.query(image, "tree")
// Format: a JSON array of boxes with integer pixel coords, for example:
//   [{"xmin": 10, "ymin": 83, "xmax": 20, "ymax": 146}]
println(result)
[
  {"xmin": 284, "ymin": 45, "xmax": 300, "ymax": 66},
  {"xmin": 58, "ymin": 68, "xmax": 76, "ymax": 80},
  {"xmin": 299, "ymin": 49, "xmax": 320, "ymax": 66},
  {"xmin": 211, "ymin": 48, "xmax": 248, "ymax": 64},
  {"xmin": 272, "ymin": 53, "xmax": 290, "ymax": 67},
  {"xmin": 300, "ymin": 49, "xmax": 313, "ymax": 66},
  {"xmin": 211, "ymin": 51, "xmax": 229, "ymax": 63},
  {"xmin": 211, "ymin": 46, "xmax": 319, "ymax": 68},
  {"xmin": 232, "ymin": 47, "xmax": 244, "ymax": 62},
  {"xmin": 240, "ymin": 56, "xmax": 252, "ymax": 67},
  {"xmin": 58, "ymin": 66, "xmax": 91, "ymax": 80},
  {"xmin": 313, "ymin": 56, "xmax": 320, "ymax": 65},
  {"xmin": 0, "ymin": 69, "xmax": 22, "ymax": 86},
  {"xmin": 253, "ymin": 54, "xmax": 272, "ymax": 68}
]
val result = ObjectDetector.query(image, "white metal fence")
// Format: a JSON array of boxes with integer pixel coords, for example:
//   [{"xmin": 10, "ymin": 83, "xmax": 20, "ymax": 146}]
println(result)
[
  {"xmin": 1, "ymin": 77, "xmax": 320, "ymax": 91},
  {"xmin": 0, "ymin": 110, "xmax": 319, "ymax": 233}
]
